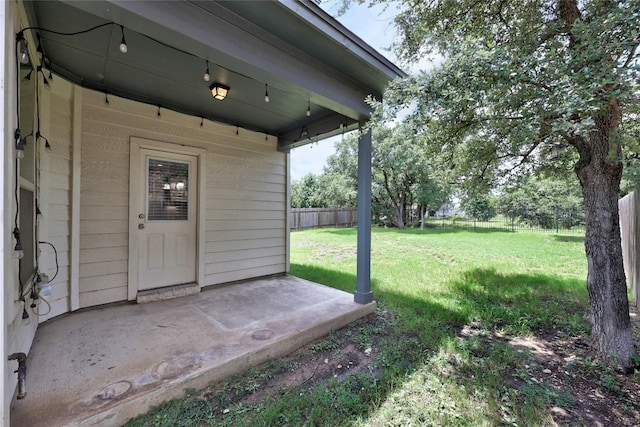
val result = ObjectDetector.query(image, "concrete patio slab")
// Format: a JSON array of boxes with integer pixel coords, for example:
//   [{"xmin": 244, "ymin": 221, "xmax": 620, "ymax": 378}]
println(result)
[{"xmin": 10, "ymin": 275, "xmax": 375, "ymax": 427}]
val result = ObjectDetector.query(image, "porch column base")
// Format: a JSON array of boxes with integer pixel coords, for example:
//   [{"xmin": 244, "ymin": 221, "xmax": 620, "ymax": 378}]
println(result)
[{"xmin": 354, "ymin": 291, "xmax": 374, "ymax": 305}]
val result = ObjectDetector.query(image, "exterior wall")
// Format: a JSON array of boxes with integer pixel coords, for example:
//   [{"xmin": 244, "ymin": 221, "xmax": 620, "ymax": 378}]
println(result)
[
  {"xmin": 4, "ymin": 1, "xmax": 38, "ymax": 419},
  {"xmin": 37, "ymin": 78, "xmax": 75, "ymax": 321},
  {"xmin": 79, "ymin": 89, "xmax": 287, "ymax": 307},
  {"xmin": 619, "ymin": 192, "xmax": 639, "ymax": 309}
]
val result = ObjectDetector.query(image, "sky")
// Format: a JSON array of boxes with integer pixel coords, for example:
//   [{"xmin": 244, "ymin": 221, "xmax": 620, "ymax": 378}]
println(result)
[{"xmin": 289, "ymin": 1, "xmax": 401, "ymax": 181}]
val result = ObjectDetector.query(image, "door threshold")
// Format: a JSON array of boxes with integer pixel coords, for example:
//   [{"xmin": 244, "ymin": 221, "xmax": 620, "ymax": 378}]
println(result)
[{"xmin": 137, "ymin": 282, "xmax": 200, "ymax": 304}]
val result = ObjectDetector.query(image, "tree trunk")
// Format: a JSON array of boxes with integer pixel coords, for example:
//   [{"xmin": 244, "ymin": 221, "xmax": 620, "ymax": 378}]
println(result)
[
  {"xmin": 395, "ymin": 202, "xmax": 405, "ymax": 229},
  {"xmin": 575, "ymin": 101, "xmax": 636, "ymax": 371}
]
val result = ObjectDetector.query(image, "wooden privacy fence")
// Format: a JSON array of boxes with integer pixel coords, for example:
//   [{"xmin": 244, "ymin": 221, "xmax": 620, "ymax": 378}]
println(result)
[
  {"xmin": 291, "ymin": 208, "xmax": 357, "ymax": 231},
  {"xmin": 619, "ymin": 191, "xmax": 639, "ymax": 310}
]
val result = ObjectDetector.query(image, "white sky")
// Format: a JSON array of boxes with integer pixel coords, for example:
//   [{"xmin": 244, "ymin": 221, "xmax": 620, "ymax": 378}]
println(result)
[{"xmin": 289, "ymin": 1, "xmax": 401, "ymax": 181}]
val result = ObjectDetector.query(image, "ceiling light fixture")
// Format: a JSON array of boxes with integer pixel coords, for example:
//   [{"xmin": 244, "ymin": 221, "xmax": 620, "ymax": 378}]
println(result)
[
  {"xmin": 264, "ymin": 84, "xmax": 270, "ymax": 103},
  {"xmin": 119, "ymin": 25, "xmax": 128, "ymax": 53},
  {"xmin": 210, "ymin": 83, "xmax": 229, "ymax": 101},
  {"xmin": 203, "ymin": 60, "xmax": 210, "ymax": 82}
]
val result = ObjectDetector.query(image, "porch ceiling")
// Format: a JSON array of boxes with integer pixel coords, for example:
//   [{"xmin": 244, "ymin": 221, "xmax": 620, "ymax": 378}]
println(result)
[{"xmin": 23, "ymin": 0, "xmax": 405, "ymax": 151}]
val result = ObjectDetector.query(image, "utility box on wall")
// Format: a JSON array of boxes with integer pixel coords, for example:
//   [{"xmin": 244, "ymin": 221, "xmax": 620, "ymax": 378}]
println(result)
[{"xmin": 619, "ymin": 191, "xmax": 640, "ymax": 310}]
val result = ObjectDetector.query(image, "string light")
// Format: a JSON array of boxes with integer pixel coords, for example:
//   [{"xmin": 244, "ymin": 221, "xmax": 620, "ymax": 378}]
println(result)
[
  {"xmin": 36, "ymin": 131, "xmax": 52, "ymax": 152},
  {"xmin": 15, "ymin": 138, "xmax": 25, "ymax": 159},
  {"xmin": 17, "ymin": 22, "xmax": 330, "ymax": 126},
  {"xmin": 20, "ymin": 46, "xmax": 29, "ymax": 64},
  {"xmin": 119, "ymin": 25, "xmax": 128, "ymax": 53},
  {"xmin": 13, "ymin": 228, "xmax": 24, "ymax": 259},
  {"xmin": 39, "ymin": 67, "xmax": 51, "ymax": 89},
  {"xmin": 36, "ymin": 203, "xmax": 43, "ymax": 222},
  {"xmin": 203, "ymin": 60, "xmax": 210, "ymax": 82},
  {"xmin": 16, "ymin": 32, "xmax": 30, "ymax": 64}
]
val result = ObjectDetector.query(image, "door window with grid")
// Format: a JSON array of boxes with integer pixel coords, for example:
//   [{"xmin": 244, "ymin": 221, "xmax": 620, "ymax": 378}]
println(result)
[{"xmin": 146, "ymin": 157, "xmax": 189, "ymax": 221}]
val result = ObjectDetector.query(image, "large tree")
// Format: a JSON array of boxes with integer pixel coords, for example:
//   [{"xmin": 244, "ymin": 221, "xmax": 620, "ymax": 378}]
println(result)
[
  {"xmin": 369, "ymin": 0, "xmax": 639, "ymax": 369},
  {"xmin": 326, "ymin": 124, "xmax": 448, "ymax": 228}
]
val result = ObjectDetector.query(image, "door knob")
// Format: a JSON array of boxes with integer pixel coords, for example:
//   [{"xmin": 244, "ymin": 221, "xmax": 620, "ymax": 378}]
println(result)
[{"xmin": 138, "ymin": 223, "xmax": 145, "ymax": 229}]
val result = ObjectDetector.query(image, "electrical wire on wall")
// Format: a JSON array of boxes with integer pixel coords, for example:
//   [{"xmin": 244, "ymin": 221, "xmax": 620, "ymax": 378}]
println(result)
[
  {"xmin": 14, "ymin": 28, "xmax": 58, "ymax": 319},
  {"xmin": 14, "ymin": 30, "xmax": 30, "ymax": 321}
]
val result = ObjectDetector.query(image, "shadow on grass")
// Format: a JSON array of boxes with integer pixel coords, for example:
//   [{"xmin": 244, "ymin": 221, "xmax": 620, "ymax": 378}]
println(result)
[
  {"xmin": 320, "ymin": 226, "xmax": 586, "ymax": 239},
  {"xmin": 553, "ymin": 235, "xmax": 585, "ymax": 243},
  {"xmin": 282, "ymin": 264, "xmax": 590, "ymax": 425},
  {"xmin": 128, "ymin": 264, "xmax": 591, "ymax": 426},
  {"xmin": 321, "ymin": 226, "xmax": 516, "ymax": 237}
]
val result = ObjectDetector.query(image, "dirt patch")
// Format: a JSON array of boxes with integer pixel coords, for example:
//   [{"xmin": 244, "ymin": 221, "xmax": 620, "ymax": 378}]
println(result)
[{"xmin": 198, "ymin": 307, "xmax": 640, "ymax": 426}]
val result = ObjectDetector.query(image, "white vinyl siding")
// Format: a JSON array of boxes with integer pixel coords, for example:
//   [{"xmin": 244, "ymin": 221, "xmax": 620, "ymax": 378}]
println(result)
[
  {"xmin": 79, "ymin": 89, "xmax": 287, "ymax": 307},
  {"xmin": 39, "ymin": 78, "xmax": 74, "ymax": 320}
]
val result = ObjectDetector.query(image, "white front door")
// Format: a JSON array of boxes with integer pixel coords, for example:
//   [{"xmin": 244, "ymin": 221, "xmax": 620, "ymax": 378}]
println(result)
[{"xmin": 135, "ymin": 149, "xmax": 197, "ymax": 290}]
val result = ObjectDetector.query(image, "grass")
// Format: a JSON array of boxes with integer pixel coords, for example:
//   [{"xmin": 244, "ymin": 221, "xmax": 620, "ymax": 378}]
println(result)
[{"xmin": 127, "ymin": 227, "xmax": 593, "ymax": 426}]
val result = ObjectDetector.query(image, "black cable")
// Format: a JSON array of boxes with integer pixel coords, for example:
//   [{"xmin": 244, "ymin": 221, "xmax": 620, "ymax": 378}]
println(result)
[
  {"xmin": 38, "ymin": 241, "xmax": 59, "ymax": 282},
  {"xmin": 19, "ymin": 22, "xmax": 114, "ymax": 37}
]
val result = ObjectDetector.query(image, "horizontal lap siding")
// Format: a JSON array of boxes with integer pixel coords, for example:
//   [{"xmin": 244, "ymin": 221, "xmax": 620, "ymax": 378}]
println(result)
[
  {"xmin": 79, "ymin": 89, "xmax": 286, "ymax": 307},
  {"xmin": 40, "ymin": 83, "xmax": 74, "ymax": 321},
  {"xmin": 204, "ymin": 130, "xmax": 287, "ymax": 285}
]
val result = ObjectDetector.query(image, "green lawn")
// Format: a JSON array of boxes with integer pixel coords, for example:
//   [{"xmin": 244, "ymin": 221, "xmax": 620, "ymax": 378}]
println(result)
[{"xmin": 129, "ymin": 227, "xmax": 632, "ymax": 426}]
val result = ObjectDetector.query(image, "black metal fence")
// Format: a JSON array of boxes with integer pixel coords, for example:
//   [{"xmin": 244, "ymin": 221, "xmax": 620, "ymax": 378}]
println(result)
[{"xmin": 422, "ymin": 206, "xmax": 585, "ymax": 234}]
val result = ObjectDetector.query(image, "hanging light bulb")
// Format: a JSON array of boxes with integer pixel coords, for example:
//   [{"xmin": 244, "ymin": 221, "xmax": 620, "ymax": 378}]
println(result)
[
  {"xmin": 20, "ymin": 45, "xmax": 29, "ymax": 64},
  {"xmin": 306, "ymin": 101, "xmax": 311, "ymax": 117},
  {"xmin": 203, "ymin": 60, "xmax": 210, "ymax": 82},
  {"xmin": 119, "ymin": 25, "xmax": 128, "ymax": 53},
  {"xmin": 15, "ymin": 138, "xmax": 25, "ymax": 159},
  {"xmin": 16, "ymin": 32, "xmax": 29, "ymax": 64},
  {"xmin": 264, "ymin": 84, "xmax": 270, "ymax": 103},
  {"xmin": 13, "ymin": 228, "xmax": 24, "ymax": 259}
]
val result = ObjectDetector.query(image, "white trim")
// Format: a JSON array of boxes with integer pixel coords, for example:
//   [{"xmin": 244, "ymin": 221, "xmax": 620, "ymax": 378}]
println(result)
[
  {"xmin": 128, "ymin": 137, "xmax": 206, "ymax": 300},
  {"xmin": 1, "ymin": 2, "xmax": 10, "ymax": 423},
  {"xmin": 70, "ymin": 85, "xmax": 82, "ymax": 311},
  {"xmin": 285, "ymin": 151, "xmax": 291, "ymax": 272}
]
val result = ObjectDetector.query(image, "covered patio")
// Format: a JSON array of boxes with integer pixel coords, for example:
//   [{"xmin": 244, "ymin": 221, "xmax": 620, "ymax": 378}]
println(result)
[
  {"xmin": 3, "ymin": 1, "xmax": 404, "ymax": 424},
  {"xmin": 11, "ymin": 275, "xmax": 375, "ymax": 426}
]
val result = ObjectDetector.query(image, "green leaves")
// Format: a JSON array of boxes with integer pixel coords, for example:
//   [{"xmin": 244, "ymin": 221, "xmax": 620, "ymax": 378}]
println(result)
[{"xmin": 372, "ymin": 0, "xmax": 640, "ymax": 188}]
